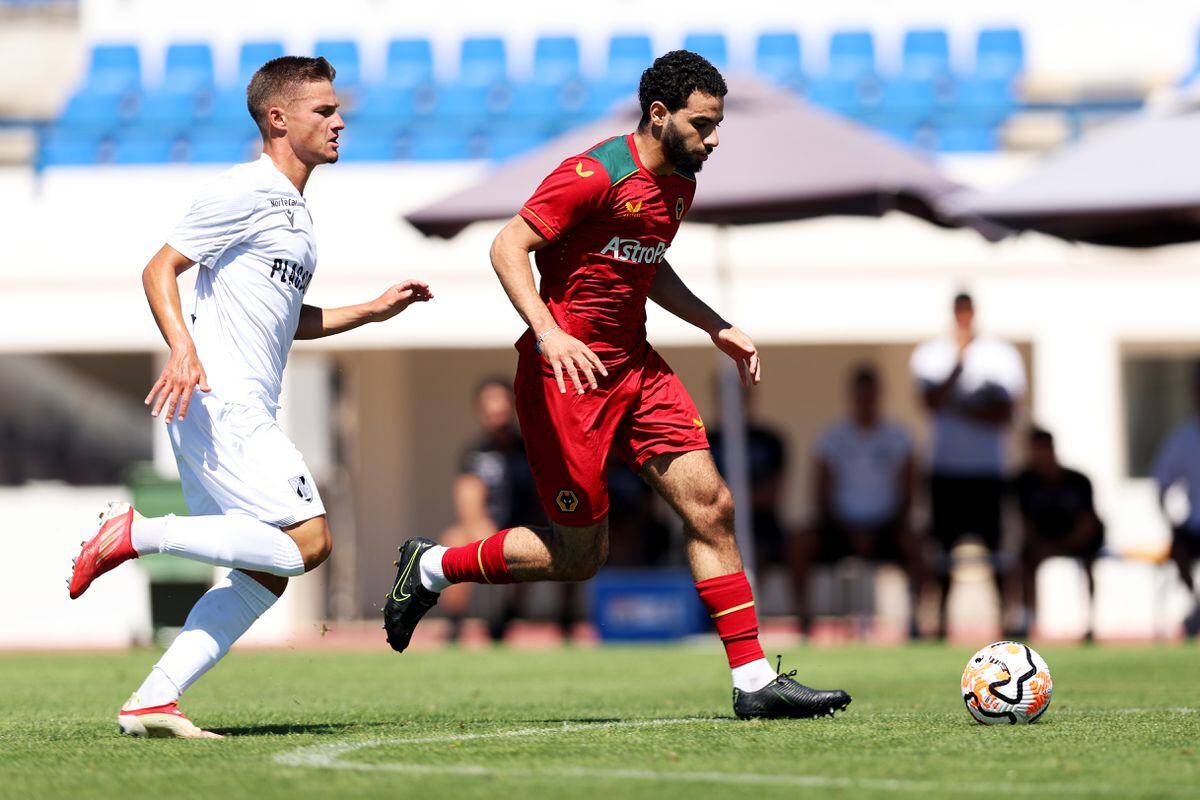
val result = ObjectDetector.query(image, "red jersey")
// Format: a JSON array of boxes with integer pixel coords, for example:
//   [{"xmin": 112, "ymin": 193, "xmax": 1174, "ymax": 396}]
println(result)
[{"xmin": 518, "ymin": 133, "xmax": 697, "ymax": 371}]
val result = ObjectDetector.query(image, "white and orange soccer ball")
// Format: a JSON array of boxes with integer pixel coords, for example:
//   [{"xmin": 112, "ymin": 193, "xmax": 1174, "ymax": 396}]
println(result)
[{"xmin": 961, "ymin": 641, "xmax": 1053, "ymax": 725}]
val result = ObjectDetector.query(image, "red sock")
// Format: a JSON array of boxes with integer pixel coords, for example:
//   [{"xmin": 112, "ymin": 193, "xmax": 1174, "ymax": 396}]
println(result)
[
  {"xmin": 442, "ymin": 529, "xmax": 516, "ymax": 585},
  {"xmin": 696, "ymin": 571, "xmax": 765, "ymax": 668}
]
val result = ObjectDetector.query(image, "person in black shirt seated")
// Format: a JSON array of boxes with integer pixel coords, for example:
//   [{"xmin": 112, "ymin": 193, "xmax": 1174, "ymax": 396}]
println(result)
[{"xmin": 1012, "ymin": 427, "xmax": 1104, "ymax": 640}]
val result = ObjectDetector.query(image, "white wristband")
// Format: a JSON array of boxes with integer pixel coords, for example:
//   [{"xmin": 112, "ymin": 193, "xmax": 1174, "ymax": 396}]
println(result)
[{"xmin": 534, "ymin": 325, "xmax": 561, "ymax": 354}]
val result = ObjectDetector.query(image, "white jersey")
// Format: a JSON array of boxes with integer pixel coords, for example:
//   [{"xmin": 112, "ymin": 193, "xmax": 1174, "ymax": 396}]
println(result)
[
  {"xmin": 166, "ymin": 154, "xmax": 316, "ymax": 413},
  {"xmin": 816, "ymin": 419, "xmax": 913, "ymax": 526},
  {"xmin": 1151, "ymin": 417, "xmax": 1200, "ymax": 531},
  {"xmin": 910, "ymin": 334, "xmax": 1026, "ymax": 476}
]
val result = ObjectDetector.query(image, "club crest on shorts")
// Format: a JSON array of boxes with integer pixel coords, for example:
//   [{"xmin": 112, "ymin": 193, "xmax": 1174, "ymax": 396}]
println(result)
[
  {"xmin": 555, "ymin": 489, "xmax": 579, "ymax": 513},
  {"xmin": 289, "ymin": 475, "xmax": 314, "ymax": 503}
]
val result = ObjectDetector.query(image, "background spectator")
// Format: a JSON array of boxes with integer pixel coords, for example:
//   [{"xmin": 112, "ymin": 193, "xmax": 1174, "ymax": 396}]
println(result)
[
  {"xmin": 793, "ymin": 364, "xmax": 923, "ymax": 637},
  {"xmin": 1150, "ymin": 364, "xmax": 1200, "ymax": 638},
  {"xmin": 1012, "ymin": 426, "xmax": 1104, "ymax": 640},
  {"xmin": 910, "ymin": 292, "xmax": 1026, "ymax": 638}
]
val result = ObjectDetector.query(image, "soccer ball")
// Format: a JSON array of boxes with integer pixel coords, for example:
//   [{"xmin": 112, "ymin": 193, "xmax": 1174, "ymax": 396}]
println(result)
[{"xmin": 961, "ymin": 641, "xmax": 1053, "ymax": 725}]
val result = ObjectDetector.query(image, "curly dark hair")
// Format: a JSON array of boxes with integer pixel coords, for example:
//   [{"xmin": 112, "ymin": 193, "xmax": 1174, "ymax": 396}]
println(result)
[{"xmin": 637, "ymin": 50, "xmax": 727, "ymax": 129}]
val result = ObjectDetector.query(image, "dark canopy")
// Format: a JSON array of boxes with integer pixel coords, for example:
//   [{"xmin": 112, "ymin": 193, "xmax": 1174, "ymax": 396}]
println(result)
[
  {"xmin": 405, "ymin": 76, "xmax": 968, "ymax": 238},
  {"xmin": 944, "ymin": 111, "xmax": 1200, "ymax": 248}
]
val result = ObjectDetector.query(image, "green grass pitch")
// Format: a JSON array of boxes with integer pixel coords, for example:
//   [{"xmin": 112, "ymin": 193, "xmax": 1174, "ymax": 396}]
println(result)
[{"xmin": 1, "ymin": 643, "xmax": 1196, "ymax": 799}]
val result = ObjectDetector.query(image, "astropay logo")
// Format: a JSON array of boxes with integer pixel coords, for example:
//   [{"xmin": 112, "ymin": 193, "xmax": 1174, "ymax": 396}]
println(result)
[{"xmin": 598, "ymin": 236, "xmax": 668, "ymax": 264}]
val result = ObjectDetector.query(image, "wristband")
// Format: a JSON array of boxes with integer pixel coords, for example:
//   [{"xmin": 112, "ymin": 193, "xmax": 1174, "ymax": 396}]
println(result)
[{"xmin": 534, "ymin": 325, "xmax": 560, "ymax": 354}]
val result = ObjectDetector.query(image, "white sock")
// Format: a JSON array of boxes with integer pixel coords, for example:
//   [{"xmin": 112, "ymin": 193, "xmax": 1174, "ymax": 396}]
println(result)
[
  {"xmin": 134, "ymin": 570, "xmax": 279, "ymax": 707},
  {"xmin": 419, "ymin": 545, "xmax": 450, "ymax": 592},
  {"xmin": 131, "ymin": 514, "xmax": 305, "ymax": 577},
  {"xmin": 731, "ymin": 658, "xmax": 778, "ymax": 693}
]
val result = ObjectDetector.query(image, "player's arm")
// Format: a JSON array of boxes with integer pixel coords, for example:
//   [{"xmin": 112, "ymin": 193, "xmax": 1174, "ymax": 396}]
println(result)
[
  {"xmin": 490, "ymin": 215, "xmax": 607, "ymax": 394},
  {"xmin": 295, "ymin": 280, "xmax": 433, "ymax": 340},
  {"xmin": 142, "ymin": 243, "xmax": 208, "ymax": 422},
  {"xmin": 922, "ymin": 364, "xmax": 963, "ymax": 411},
  {"xmin": 649, "ymin": 259, "xmax": 761, "ymax": 385}
]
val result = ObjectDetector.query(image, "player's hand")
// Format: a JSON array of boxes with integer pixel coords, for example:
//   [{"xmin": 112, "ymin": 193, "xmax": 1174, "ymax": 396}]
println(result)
[
  {"xmin": 146, "ymin": 344, "xmax": 210, "ymax": 422},
  {"xmin": 538, "ymin": 328, "xmax": 608, "ymax": 395},
  {"xmin": 712, "ymin": 325, "xmax": 761, "ymax": 386},
  {"xmin": 369, "ymin": 280, "xmax": 434, "ymax": 322}
]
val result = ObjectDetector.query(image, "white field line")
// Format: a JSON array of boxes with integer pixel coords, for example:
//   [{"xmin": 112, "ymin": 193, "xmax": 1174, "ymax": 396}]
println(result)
[{"xmin": 271, "ymin": 716, "xmax": 1196, "ymax": 796}]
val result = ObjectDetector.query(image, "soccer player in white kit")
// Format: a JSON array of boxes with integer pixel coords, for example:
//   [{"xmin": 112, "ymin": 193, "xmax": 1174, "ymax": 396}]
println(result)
[{"xmin": 67, "ymin": 56, "xmax": 433, "ymax": 738}]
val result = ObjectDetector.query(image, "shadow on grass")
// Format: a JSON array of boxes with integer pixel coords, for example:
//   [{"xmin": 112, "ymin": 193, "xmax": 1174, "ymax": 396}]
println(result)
[{"xmin": 212, "ymin": 721, "xmax": 390, "ymax": 737}]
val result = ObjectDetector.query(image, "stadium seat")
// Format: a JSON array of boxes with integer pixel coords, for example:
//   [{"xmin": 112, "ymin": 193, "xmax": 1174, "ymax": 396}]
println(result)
[
  {"xmin": 936, "ymin": 124, "xmax": 1000, "ymax": 152},
  {"xmin": 136, "ymin": 88, "xmax": 201, "ymax": 129},
  {"xmin": 827, "ymin": 30, "xmax": 875, "ymax": 81},
  {"xmin": 532, "ymin": 36, "xmax": 581, "ymax": 86},
  {"xmin": 506, "ymin": 82, "xmax": 587, "ymax": 125},
  {"xmin": 59, "ymin": 90, "xmax": 135, "ymax": 128},
  {"xmin": 755, "ymin": 31, "xmax": 803, "ymax": 89},
  {"xmin": 163, "ymin": 43, "xmax": 214, "ymax": 93},
  {"xmin": 335, "ymin": 125, "xmax": 405, "ymax": 161},
  {"xmin": 315, "ymin": 39, "xmax": 361, "ymax": 87},
  {"xmin": 604, "ymin": 33, "xmax": 653, "ymax": 89},
  {"xmin": 206, "ymin": 88, "xmax": 251, "ymax": 124},
  {"xmin": 113, "ymin": 131, "xmax": 183, "ymax": 164},
  {"xmin": 82, "ymin": 43, "xmax": 141, "ymax": 95},
  {"xmin": 351, "ymin": 85, "xmax": 427, "ymax": 124},
  {"xmin": 879, "ymin": 77, "xmax": 938, "ymax": 126},
  {"xmin": 902, "ymin": 28, "xmax": 951, "ymax": 80},
  {"xmin": 384, "ymin": 38, "xmax": 434, "ymax": 88},
  {"xmin": 458, "ymin": 37, "xmax": 507, "ymax": 87},
  {"xmin": 38, "ymin": 127, "xmax": 105, "ymax": 167},
  {"xmin": 682, "ymin": 33, "xmax": 728, "ymax": 69},
  {"xmin": 434, "ymin": 83, "xmax": 510, "ymax": 124},
  {"xmin": 238, "ymin": 41, "xmax": 285, "ymax": 87},
  {"xmin": 947, "ymin": 75, "xmax": 1017, "ymax": 126},
  {"xmin": 187, "ymin": 127, "xmax": 260, "ymax": 163},
  {"xmin": 807, "ymin": 75, "xmax": 882, "ymax": 116},
  {"xmin": 488, "ymin": 130, "xmax": 551, "ymax": 161},
  {"xmin": 406, "ymin": 130, "xmax": 475, "ymax": 160},
  {"xmin": 975, "ymin": 27, "xmax": 1025, "ymax": 80}
]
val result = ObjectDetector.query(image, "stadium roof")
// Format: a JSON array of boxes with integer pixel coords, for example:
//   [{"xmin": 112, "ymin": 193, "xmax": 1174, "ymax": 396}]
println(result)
[
  {"xmin": 405, "ymin": 76, "xmax": 970, "ymax": 238},
  {"xmin": 944, "ymin": 108, "xmax": 1200, "ymax": 247}
]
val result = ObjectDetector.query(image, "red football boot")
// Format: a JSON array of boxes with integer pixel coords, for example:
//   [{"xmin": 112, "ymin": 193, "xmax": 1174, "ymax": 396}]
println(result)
[{"xmin": 68, "ymin": 502, "xmax": 140, "ymax": 599}]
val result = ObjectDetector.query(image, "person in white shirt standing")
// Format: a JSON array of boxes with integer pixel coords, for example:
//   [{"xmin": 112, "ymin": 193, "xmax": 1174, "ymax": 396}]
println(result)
[
  {"xmin": 909, "ymin": 292, "xmax": 1025, "ymax": 640},
  {"xmin": 67, "ymin": 56, "xmax": 433, "ymax": 738},
  {"xmin": 793, "ymin": 364, "xmax": 923, "ymax": 637},
  {"xmin": 1150, "ymin": 365, "xmax": 1200, "ymax": 639}
]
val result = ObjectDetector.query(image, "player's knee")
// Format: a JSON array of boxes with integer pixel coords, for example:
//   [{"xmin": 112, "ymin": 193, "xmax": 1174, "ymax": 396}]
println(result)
[
  {"xmin": 549, "ymin": 524, "xmax": 608, "ymax": 581},
  {"xmin": 295, "ymin": 521, "xmax": 333, "ymax": 571},
  {"xmin": 692, "ymin": 483, "xmax": 735, "ymax": 538}
]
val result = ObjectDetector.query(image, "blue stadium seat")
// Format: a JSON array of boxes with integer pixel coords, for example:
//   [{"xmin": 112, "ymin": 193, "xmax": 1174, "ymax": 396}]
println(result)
[
  {"xmin": 384, "ymin": 38, "xmax": 434, "ymax": 88},
  {"xmin": 59, "ymin": 90, "xmax": 135, "ymax": 127},
  {"xmin": 975, "ymin": 27, "xmax": 1024, "ymax": 80},
  {"xmin": 163, "ymin": 43, "xmax": 214, "ymax": 93},
  {"xmin": 114, "ymin": 131, "xmax": 183, "ymax": 164},
  {"xmin": 682, "ymin": 33, "xmax": 728, "ymax": 69},
  {"xmin": 335, "ymin": 125, "xmax": 405, "ymax": 161},
  {"xmin": 948, "ymin": 75, "xmax": 1017, "ymax": 126},
  {"xmin": 827, "ymin": 30, "xmax": 875, "ymax": 81},
  {"xmin": 936, "ymin": 124, "xmax": 1000, "ymax": 152},
  {"xmin": 807, "ymin": 75, "xmax": 881, "ymax": 116},
  {"xmin": 755, "ymin": 31, "xmax": 803, "ymax": 88},
  {"xmin": 187, "ymin": 127, "xmax": 260, "ymax": 163},
  {"xmin": 207, "ymin": 88, "xmax": 251, "ymax": 124},
  {"xmin": 879, "ymin": 77, "xmax": 938, "ymax": 125},
  {"xmin": 902, "ymin": 29, "xmax": 951, "ymax": 80},
  {"xmin": 315, "ymin": 40, "xmax": 361, "ymax": 87},
  {"xmin": 406, "ymin": 131, "xmax": 475, "ymax": 160},
  {"xmin": 136, "ymin": 88, "xmax": 201, "ymax": 128},
  {"xmin": 459, "ymin": 37, "xmax": 507, "ymax": 87},
  {"xmin": 532, "ymin": 36, "xmax": 581, "ymax": 86},
  {"xmin": 352, "ymin": 85, "xmax": 427, "ymax": 124},
  {"xmin": 39, "ymin": 127, "xmax": 105, "ymax": 166},
  {"xmin": 83, "ymin": 44, "xmax": 141, "ymax": 95},
  {"xmin": 488, "ymin": 131, "xmax": 548, "ymax": 160},
  {"xmin": 434, "ymin": 83, "xmax": 509, "ymax": 124},
  {"xmin": 238, "ymin": 41, "xmax": 285, "ymax": 87},
  {"xmin": 605, "ymin": 34, "xmax": 653, "ymax": 88},
  {"xmin": 506, "ymin": 82, "xmax": 588, "ymax": 124}
]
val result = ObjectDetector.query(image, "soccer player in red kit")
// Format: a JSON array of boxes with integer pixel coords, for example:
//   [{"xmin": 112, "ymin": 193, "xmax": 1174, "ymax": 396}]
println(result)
[{"xmin": 384, "ymin": 51, "xmax": 851, "ymax": 719}]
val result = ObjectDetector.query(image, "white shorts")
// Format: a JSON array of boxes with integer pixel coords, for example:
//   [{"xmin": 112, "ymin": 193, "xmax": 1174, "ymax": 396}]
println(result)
[{"xmin": 168, "ymin": 391, "xmax": 326, "ymax": 527}]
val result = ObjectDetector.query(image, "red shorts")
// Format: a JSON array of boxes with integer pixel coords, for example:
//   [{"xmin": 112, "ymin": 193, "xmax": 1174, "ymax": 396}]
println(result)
[{"xmin": 514, "ymin": 335, "xmax": 709, "ymax": 526}]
